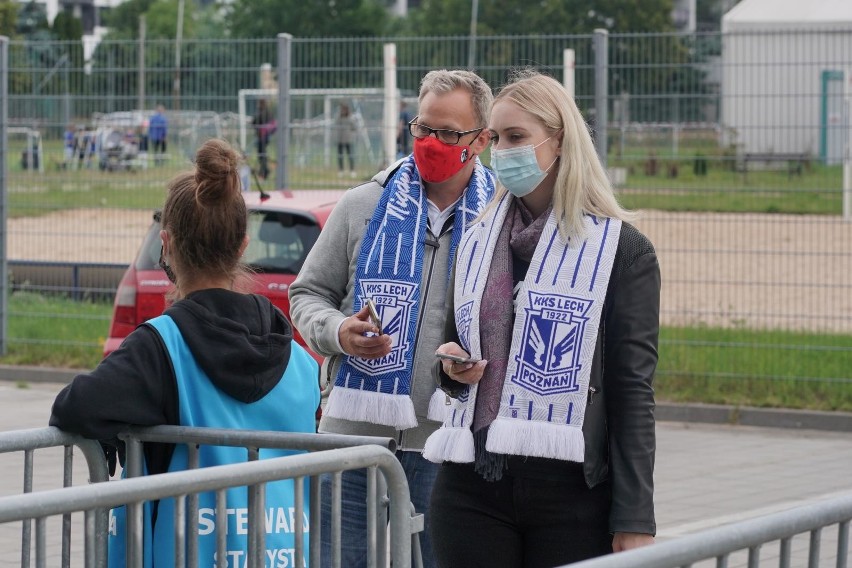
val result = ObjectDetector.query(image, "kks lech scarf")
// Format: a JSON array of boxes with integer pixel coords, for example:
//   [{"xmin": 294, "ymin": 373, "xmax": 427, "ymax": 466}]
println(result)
[
  {"xmin": 423, "ymin": 194, "xmax": 621, "ymax": 462},
  {"xmin": 324, "ymin": 155, "xmax": 495, "ymax": 429}
]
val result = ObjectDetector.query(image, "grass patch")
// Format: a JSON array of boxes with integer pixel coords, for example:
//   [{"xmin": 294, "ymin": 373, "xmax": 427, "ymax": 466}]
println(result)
[
  {"xmin": 0, "ymin": 292, "xmax": 110, "ymax": 369},
  {"xmin": 5, "ymin": 156, "xmax": 360, "ymax": 218},
  {"xmin": 0, "ymin": 291, "xmax": 848, "ymax": 413},
  {"xmin": 656, "ymin": 326, "xmax": 852, "ymax": 412},
  {"xmin": 6, "ymin": 142, "xmax": 846, "ymax": 217},
  {"xmin": 611, "ymin": 158, "xmax": 843, "ymax": 215}
]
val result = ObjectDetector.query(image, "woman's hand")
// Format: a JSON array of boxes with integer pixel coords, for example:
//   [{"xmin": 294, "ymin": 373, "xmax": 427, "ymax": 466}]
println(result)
[
  {"xmin": 435, "ymin": 342, "xmax": 488, "ymax": 385},
  {"xmin": 612, "ymin": 532, "xmax": 654, "ymax": 552}
]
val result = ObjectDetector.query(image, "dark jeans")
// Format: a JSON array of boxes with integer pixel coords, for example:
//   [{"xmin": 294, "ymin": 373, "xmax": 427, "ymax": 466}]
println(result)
[
  {"xmin": 256, "ymin": 138, "xmax": 269, "ymax": 180},
  {"xmin": 320, "ymin": 450, "xmax": 438, "ymax": 567},
  {"xmin": 430, "ymin": 462, "xmax": 612, "ymax": 568},
  {"xmin": 337, "ymin": 143, "xmax": 354, "ymax": 171},
  {"xmin": 152, "ymin": 139, "xmax": 166, "ymax": 166}
]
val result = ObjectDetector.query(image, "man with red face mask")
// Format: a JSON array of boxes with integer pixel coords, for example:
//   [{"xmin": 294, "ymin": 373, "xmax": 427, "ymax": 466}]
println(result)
[{"xmin": 289, "ymin": 69, "xmax": 494, "ymax": 567}]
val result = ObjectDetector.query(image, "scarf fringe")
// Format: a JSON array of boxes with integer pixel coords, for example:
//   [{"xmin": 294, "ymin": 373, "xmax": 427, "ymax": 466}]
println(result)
[
  {"xmin": 485, "ymin": 417, "xmax": 585, "ymax": 462},
  {"xmin": 422, "ymin": 426, "xmax": 474, "ymax": 464},
  {"xmin": 426, "ymin": 389, "xmax": 451, "ymax": 422},
  {"xmin": 473, "ymin": 427, "xmax": 508, "ymax": 482},
  {"xmin": 324, "ymin": 387, "xmax": 418, "ymax": 430}
]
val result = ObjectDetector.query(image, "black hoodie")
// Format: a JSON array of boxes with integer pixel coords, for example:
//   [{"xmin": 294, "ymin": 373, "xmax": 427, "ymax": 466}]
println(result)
[{"xmin": 50, "ymin": 288, "xmax": 306, "ymax": 476}]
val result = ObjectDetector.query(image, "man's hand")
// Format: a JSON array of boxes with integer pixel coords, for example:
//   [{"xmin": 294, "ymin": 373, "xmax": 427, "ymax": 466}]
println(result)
[
  {"xmin": 436, "ymin": 342, "xmax": 488, "ymax": 385},
  {"xmin": 339, "ymin": 306, "xmax": 392, "ymax": 359},
  {"xmin": 612, "ymin": 532, "xmax": 654, "ymax": 552}
]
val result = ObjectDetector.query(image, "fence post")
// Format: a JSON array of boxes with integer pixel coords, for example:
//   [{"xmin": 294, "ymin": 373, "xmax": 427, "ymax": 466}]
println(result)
[
  {"xmin": 138, "ymin": 16, "xmax": 146, "ymax": 112},
  {"xmin": 563, "ymin": 48, "xmax": 575, "ymax": 99},
  {"xmin": 844, "ymin": 69, "xmax": 851, "ymax": 222},
  {"xmin": 468, "ymin": 0, "xmax": 479, "ymax": 70},
  {"xmin": 276, "ymin": 33, "xmax": 292, "ymax": 190},
  {"xmin": 383, "ymin": 43, "xmax": 398, "ymax": 168},
  {"xmin": 0, "ymin": 36, "xmax": 8, "ymax": 356},
  {"xmin": 593, "ymin": 29, "xmax": 609, "ymax": 167}
]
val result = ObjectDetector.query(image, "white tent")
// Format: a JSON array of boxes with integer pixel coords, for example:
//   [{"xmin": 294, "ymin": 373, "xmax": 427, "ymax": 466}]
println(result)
[{"xmin": 721, "ymin": 0, "xmax": 852, "ymax": 161}]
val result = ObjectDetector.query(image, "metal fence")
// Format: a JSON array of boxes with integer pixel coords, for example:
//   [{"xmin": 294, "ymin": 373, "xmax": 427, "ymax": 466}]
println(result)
[
  {"xmin": 0, "ymin": 30, "xmax": 850, "ymax": 407},
  {"xmin": 568, "ymin": 492, "xmax": 852, "ymax": 568},
  {"xmin": 0, "ymin": 427, "xmax": 110, "ymax": 567},
  {"xmin": 0, "ymin": 425, "xmax": 423, "ymax": 567},
  {"xmin": 2, "ymin": 425, "xmax": 849, "ymax": 568}
]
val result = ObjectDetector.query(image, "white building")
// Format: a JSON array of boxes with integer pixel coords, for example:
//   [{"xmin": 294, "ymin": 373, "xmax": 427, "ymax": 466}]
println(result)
[{"xmin": 721, "ymin": 0, "xmax": 852, "ymax": 161}]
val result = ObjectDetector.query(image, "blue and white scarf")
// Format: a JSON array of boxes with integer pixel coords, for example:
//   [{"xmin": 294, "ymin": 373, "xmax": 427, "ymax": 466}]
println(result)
[
  {"xmin": 324, "ymin": 155, "xmax": 495, "ymax": 429},
  {"xmin": 423, "ymin": 195, "xmax": 621, "ymax": 463}
]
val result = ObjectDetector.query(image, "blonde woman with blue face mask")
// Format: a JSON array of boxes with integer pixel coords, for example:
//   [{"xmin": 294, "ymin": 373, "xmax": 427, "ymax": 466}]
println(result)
[{"xmin": 425, "ymin": 70, "xmax": 660, "ymax": 567}]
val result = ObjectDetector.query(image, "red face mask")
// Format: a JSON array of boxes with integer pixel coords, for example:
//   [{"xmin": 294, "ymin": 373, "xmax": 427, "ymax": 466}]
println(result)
[{"xmin": 413, "ymin": 136, "xmax": 473, "ymax": 183}]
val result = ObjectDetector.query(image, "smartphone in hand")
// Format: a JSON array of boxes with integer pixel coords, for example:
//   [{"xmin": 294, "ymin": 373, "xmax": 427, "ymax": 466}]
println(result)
[
  {"xmin": 366, "ymin": 299, "xmax": 382, "ymax": 335},
  {"xmin": 436, "ymin": 352, "xmax": 478, "ymax": 364}
]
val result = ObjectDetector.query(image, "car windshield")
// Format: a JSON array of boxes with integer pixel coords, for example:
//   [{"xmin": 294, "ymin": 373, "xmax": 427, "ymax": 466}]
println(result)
[
  {"xmin": 244, "ymin": 211, "xmax": 320, "ymax": 274},
  {"xmin": 136, "ymin": 210, "xmax": 321, "ymax": 275}
]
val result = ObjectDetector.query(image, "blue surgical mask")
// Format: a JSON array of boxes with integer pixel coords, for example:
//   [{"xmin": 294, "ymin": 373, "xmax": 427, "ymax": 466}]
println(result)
[{"xmin": 490, "ymin": 137, "xmax": 558, "ymax": 198}]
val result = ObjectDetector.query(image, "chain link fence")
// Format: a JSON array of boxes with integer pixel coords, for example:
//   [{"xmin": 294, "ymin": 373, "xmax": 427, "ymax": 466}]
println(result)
[{"xmin": 0, "ymin": 30, "xmax": 850, "ymax": 408}]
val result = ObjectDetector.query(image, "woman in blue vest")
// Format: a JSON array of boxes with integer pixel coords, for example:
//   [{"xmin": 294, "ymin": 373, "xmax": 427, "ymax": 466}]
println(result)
[{"xmin": 50, "ymin": 138, "xmax": 320, "ymax": 566}]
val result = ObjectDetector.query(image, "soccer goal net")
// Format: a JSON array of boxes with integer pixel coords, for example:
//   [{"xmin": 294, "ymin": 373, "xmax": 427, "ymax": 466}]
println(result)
[{"xmin": 238, "ymin": 88, "xmax": 407, "ymax": 183}]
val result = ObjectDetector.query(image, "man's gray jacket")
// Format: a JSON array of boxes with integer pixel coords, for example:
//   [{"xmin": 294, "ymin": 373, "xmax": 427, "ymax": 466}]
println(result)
[{"xmin": 288, "ymin": 164, "xmax": 452, "ymax": 450}]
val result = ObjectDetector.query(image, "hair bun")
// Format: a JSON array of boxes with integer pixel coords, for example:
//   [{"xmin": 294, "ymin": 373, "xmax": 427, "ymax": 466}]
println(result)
[{"xmin": 194, "ymin": 139, "xmax": 240, "ymax": 203}]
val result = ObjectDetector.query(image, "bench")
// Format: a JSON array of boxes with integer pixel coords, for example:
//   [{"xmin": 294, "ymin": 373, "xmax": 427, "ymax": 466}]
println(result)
[{"xmin": 740, "ymin": 152, "xmax": 809, "ymax": 180}]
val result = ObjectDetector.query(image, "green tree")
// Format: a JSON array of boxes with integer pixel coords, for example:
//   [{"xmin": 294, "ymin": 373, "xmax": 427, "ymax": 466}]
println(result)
[
  {"xmin": 225, "ymin": 0, "xmax": 390, "ymax": 39},
  {"xmin": 15, "ymin": 1, "xmax": 49, "ymax": 37},
  {"xmin": 0, "ymin": 0, "xmax": 17, "ymax": 38},
  {"xmin": 51, "ymin": 11, "xmax": 83, "ymax": 41},
  {"xmin": 87, "ymin": 0, "xmax": 231, "ymax": 115},
  {"xmin": 102, "ymin": 0, "xmax": 158, "ymax": 39},
  {"xmin": 404, "ymin": 0, "xmax": 674, "ymax": 36},
  {"xmin": 139, "ymin": 0, "xmax": 199, "ymax": 40},
  {"xmin": 102, "ymin": 0, "xmax": 226, "ymax": 39}
]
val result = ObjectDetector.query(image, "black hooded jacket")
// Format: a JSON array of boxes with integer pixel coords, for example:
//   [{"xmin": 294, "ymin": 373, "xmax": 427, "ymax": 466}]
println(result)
[{"xmin": 50, "ymin": 288, "xmax": 309, "ymax": 476}]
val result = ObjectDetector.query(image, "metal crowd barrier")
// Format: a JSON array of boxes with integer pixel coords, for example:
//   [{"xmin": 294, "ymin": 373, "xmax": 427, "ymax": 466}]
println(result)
[
  {"xmin": 0, "ymin": 426, "xmax": 424, "ymax": 568},
  {"xmin": 119, "ymin": 426, "xmax": 423, "ymax": 568},
  {"xmin": 0, "ymin": 445, "xmax": 413, "ymax": 568},
  {"xmin": 0, "ymin": 427, "xmax": 110, "ymax": 568},
  {"xmin": 569, "ymin": 492, "xmax": 852, "ymax": 568}
]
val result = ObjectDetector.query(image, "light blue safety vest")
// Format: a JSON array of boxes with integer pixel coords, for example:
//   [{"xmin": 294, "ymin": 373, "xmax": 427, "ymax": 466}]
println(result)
[{"xmin": 109, "ymin": 314, "xmax": 320, "ymax": 567}]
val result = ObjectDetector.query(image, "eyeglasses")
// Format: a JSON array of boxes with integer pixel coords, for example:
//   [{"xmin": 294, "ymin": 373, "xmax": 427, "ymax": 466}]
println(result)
[{"xmin": 408, "ymin": 118, "xmax": 485, "ymax": 146}]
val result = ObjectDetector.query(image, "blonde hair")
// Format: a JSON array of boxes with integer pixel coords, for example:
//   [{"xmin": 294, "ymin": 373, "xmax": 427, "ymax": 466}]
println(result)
[
  {"xmin": 419, "ymin": 69, "xmax": 493, "ymax": 128},
  {"xmin": 161, "ymin": 139, "xmax": 249, "ymax": 293},
  {"xmin": 492, "ymin": 70, "xmax": 634, "ymax": 238}
]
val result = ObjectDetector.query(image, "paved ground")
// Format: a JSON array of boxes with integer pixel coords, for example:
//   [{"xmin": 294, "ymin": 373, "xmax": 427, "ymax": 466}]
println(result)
[{"xmin": 0, "ymin": 381, "xmax": 850, "ymax": 567}]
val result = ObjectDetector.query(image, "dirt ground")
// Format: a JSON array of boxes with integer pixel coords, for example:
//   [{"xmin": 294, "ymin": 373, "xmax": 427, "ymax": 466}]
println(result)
[
  {"xmin": 8, "ymin": 208, "xmax": 154, "ymax": 266},
  {"xmin": 634, "ymin": 211, "xmax": 851, "ymax": 333},
  {"xmin": 7, "ymin": 208, "xmax": 852, "ymax": 333}
]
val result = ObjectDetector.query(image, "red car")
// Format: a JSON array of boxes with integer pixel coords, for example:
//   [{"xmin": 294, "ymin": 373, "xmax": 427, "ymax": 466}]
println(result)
[{"xmin": 104, "ymin": 189, "xmax": 344, "ymax": 360}]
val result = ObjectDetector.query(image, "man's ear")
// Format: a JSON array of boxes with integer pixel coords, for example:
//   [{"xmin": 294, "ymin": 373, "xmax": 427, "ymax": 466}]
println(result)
[{"xmin": 470, "ymin": 128, "xmax": 491, "ymax": 156}]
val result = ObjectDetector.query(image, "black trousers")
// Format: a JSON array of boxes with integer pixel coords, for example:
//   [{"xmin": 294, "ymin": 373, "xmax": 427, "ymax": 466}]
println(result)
[
  {"xmin": 337, "ymin": 143, "xmax": 354, "ymax": 171},
  {"xmin": 430, "ymin": 461, "xmax": 612, "ymax": 568},
  {"xmin": 256, "ymin": 137, "xmax": 269, "ymax": 179}
]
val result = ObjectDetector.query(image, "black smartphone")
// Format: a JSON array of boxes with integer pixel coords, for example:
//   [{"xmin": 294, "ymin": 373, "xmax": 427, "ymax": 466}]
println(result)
[
  {"xmin": 366, "ymin": 299, "xmax": 382, "ymax": 335},
  {"xmin": 436, "ymin": 352, "xmax": 478, "ymax": 364}
]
